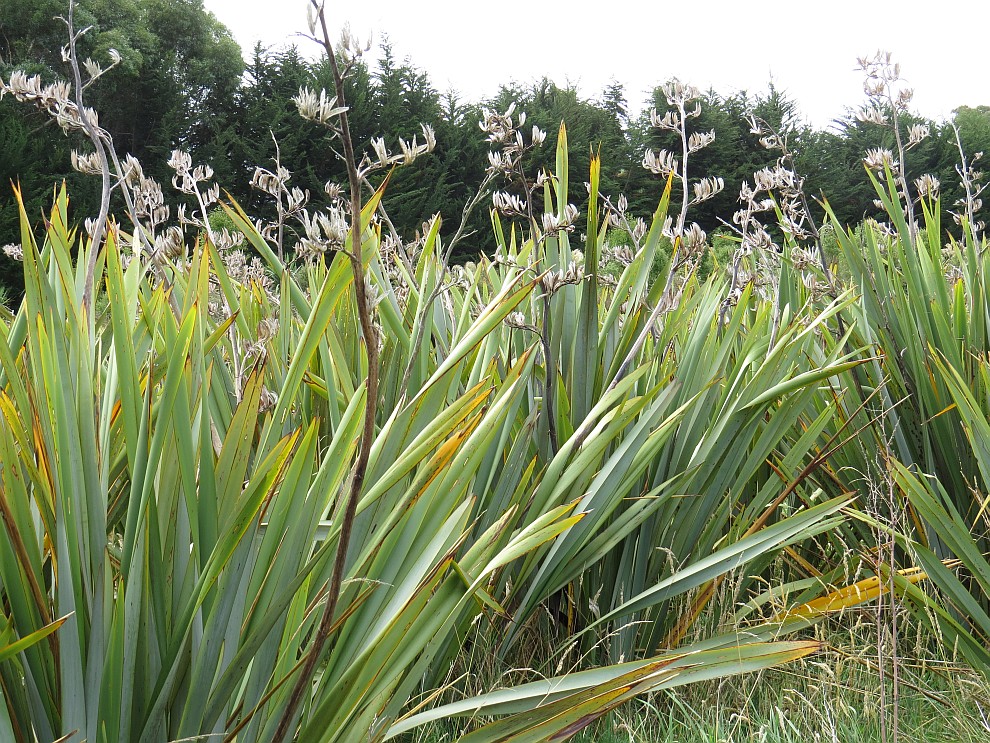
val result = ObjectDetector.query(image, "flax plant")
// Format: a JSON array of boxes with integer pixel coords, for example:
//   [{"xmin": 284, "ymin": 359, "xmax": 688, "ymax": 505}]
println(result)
[
  {"xmin": 0, "ymin": 7, "xmax": 933, "ymax": 741},
  {"xmin": 0, "ymin": 139, "xmax": 871, "ymax": 743},
  {"xmin": 788, "ymin": 153, "xmax": 990, "ymax": 683}
]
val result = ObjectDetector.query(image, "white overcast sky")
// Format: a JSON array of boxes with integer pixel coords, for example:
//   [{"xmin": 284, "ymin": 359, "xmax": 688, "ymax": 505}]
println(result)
[{"xmin": 202, "ymin": 0, "xmax": 987, "ymax": 129}]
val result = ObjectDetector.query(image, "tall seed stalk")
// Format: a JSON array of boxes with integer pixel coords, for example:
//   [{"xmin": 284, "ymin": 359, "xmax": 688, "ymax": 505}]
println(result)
[
  {"xmin": 64, "ymin": 0, "xmax": 111, "ymax": 312},
  {"xmin": 272, "ymin": 2, "xmax": 380, "ymax": 739},
  {"xmin": 638, "ymin": 81, "xmax": 720, "ymax": 344},
  {"xmin": 950, "ymin": 123, "xmax": 986, "ymax": 246},
  {"xmin": 857, "ymin": 52, "xmax": 932, "ymax": 234}
]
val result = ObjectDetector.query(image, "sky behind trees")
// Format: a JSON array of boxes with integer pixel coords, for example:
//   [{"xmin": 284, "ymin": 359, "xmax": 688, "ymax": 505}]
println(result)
[{"xmin": 203, "ymin": 0, "xmax": 988, "ymax": 128}]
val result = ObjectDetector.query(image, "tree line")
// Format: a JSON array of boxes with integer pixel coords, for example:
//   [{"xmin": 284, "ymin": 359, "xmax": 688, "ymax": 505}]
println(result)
[{"xmin": 2, "ymin": 0, "xmax": 988, "ymax": 295}]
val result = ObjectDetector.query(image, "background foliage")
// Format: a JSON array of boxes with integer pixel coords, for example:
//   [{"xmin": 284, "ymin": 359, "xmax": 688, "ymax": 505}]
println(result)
[{"xmin": 3, "ymin": 1, "xmax": 989, "ymax": 296}]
